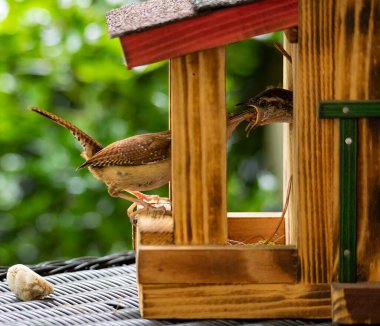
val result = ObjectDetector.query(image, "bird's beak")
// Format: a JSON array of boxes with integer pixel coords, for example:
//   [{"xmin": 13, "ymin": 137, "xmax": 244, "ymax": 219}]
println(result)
[{"xmin": 244, "ymin": 104, "xmax": 260, "ymax": 137}]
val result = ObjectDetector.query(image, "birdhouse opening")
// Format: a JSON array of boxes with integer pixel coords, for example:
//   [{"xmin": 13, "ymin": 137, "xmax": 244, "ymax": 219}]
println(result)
[{"xmin": 226, "ymin": 34, "xmax": 292, "ymax": 246}]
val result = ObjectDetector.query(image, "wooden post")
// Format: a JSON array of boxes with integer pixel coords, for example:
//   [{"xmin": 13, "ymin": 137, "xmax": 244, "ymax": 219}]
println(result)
[
  {"xmin": 297, "ymin": 0, "xmax": 338, "ymax": 283},
  {"xmin": 300, "ymin": 0, "xmax": 380, "ymax": 283},
  {"xmin": 335, "ymin": 0, "xmax": 380, "ymax": 283},
  {"xmin": 170, "ymin": 47, "xmax": 227, "ymax": 244},
  {"xmin": 283, "ymin": 31, "xmax": 297, "ymax": 246}
]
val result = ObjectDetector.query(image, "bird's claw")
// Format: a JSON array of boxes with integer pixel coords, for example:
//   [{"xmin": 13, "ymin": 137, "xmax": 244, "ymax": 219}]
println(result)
[
  {"xmin": 127, "ymin": 201, "xmax": 172, "ymax": 224},
  {"xmin": 130, "ymin": 191, "xmax": 170, "ymax": 204}
]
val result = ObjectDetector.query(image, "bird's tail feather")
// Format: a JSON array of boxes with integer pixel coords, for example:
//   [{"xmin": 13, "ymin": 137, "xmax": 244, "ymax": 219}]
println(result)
[{"xmin": 30, "ymin": 106, "xmax": 103, "ymax": 159}]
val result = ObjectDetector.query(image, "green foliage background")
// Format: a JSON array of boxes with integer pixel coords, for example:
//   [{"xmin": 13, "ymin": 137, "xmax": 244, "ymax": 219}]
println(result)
[{"xmin": 0, "ymin": 0, "xmax": 283, "ymax": 265}]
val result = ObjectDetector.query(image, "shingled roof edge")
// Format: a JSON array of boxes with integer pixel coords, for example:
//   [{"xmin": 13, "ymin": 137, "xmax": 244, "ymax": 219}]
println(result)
[
  {"xmin": 106, "ymin": 0, "xmax": 262, "ymax": 38},
  {"xmin": 106, "ymin": 0, "xmax": 198, "ymax": 38}
]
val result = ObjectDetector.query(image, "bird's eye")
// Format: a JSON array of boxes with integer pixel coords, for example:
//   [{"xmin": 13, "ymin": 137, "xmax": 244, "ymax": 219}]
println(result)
[{"xmin": 259, "ymin": 99, "xmax": 267, "ymax": 106}]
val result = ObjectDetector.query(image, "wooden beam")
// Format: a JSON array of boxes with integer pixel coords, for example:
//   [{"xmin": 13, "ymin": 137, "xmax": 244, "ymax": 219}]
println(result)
[
  {"xmin": 332, "ymin": 282, "xmax": 380, "ymax": 324},
  {"xmin": 139, "ymin": 283, "xmax": 331, "ymax": 319},
  {"xmin": 297, "ymin": 0, "xmax": 337, "ymax": 283},
  {"xmin": 118, "ymin": 0, "xmax": 298, "ymax": 68},
  {"xmin": 344, "ymin": 0, "xmax": 380, "ymax": 283},
  {"xmin": 300, "ymin": 0, "xmax": 380, "ymax": 284},
  {"xmin": 137, "ymin": 212, "xmax": 174, "ymax": 246},
  {"xmin": 137, "ymin": 245, "xmax": 297, "ymax": 284},
  {"xmin": 135, "ymin": 213, "xmax": 285, "ymax": 246},
  {"xmin": 283, "ymin": 31, "xmax": 297, "ymax": 246},
  {"xmin": 170, "ymin": 47, "xmax": 227, "ymax": 245},
  {"xmin": 227, "ymin": 213, "xmax": 285, "ymax": 244}
]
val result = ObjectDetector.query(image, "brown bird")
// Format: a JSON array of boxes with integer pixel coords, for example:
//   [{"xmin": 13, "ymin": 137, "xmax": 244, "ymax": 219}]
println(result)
[
  {"xmin": 238, "ymin": 88, "xmax": 293, "ymax": 135},
  {"xmin": 30, "ymin": 106, "xmax": 253, "ymax": 217},
  {"xmin": 30, "ymin": 88, "xmax": 292, "ymax": 218}
]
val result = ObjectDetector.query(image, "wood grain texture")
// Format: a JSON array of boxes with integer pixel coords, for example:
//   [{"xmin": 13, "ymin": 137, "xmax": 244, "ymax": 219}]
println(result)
[
  {"xmin": 357, "ymin": 117, "xmax": 380, "ymax": 281},
  {"xmin": 300, "ymin": 0, "xmax": 380, "ymax": 284},
  {"xmin": 119, "ymin": 0, "xmax": 298, "ymax": 68},
  {"xmin": 137, "ymin": 245, "xmax": 297, "ymax": 284},
  {"xmin": 170, "ymin": 48, "xmax": 227, "ymax": 245},
  {"xmin": 332, "ymin": 282, "xmax": 380, "ymax": 324},
  {"xmin": 135, "ymin": 213, "xmax": 284, "ymax": 245},
  {"xmin": 344, "ymin": 0, "xmax": 380, "ymax": 282},
  {"xmin": 324, "ymin": 0, "xmax": 380, "ymax": 282},
  {"xmin": 227, "ymin": 213, "xmax": 285, "ymax": 244},
  {"xmin": 297, "ymin": 0, "xmax": 338, "ymax": 284},
  {"xmin": 283, "ymin": 32, "xmax": 297, "ymax": 246},
  {"xmin": 137, "ymin": 212, "xmax": 174, "ymax": 246},
  {"xmin": 139, "ymin": 283, "xmax": 331, "ymax": 319}
]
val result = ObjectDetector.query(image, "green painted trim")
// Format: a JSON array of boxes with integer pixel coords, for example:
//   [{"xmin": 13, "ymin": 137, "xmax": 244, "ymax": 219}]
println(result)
[
  {"xmin": 318, "ymin": 100, "xmax": 376, "ymax": 283},
  {"xmin": 319, "ymin": 101, "xmax": 380, "ymax": 118},
  {"xmin": 339, "ymin": 119, "xmax": 357, "ymax": 283}
]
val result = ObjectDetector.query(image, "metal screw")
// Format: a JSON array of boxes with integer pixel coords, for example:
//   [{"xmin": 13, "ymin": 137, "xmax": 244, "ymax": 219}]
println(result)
[
  {"xmin": 344, "ymin": 249, "xmax": 350, "ymax": 257},
  {"xmin": 345, "ymin": 137, "xmax": 352, "ymax": 145},
  {"xmin": 342, "ymin": 107, "xmax": 350, "ymax": 114}
]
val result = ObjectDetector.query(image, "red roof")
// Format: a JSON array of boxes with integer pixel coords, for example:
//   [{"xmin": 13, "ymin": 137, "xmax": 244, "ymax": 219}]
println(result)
[{"xmin": 106, "ymin": 0, "xmax": 298, "ymax": 68}]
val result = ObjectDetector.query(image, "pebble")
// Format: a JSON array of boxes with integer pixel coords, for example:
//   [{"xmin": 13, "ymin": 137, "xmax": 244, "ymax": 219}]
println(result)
[{"xmin": 7, "ymin": 264, "xmax": 54, "ymax": 301}]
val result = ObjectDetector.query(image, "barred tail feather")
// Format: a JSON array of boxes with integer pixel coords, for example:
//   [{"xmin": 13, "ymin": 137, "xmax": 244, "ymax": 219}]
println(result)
[{"xmin": 30, "ymin": 106, "xmax": 103, "ymax": 159}]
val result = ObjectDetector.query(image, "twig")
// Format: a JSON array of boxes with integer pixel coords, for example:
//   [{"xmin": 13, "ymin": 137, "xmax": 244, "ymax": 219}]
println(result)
[
  {"xmin": 264, "ymin": 175, "xmax": 293, "ymax": 244},
  {"xmin": 274, "ymin": 42, "xmax": 292, "ymax": 64}
]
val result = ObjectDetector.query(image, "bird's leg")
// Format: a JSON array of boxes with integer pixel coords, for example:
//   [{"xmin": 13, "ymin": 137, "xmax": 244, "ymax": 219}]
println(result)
[
  {"xmin": 127, "ymin": 191, "xmax": 172, "ymax": 223},
  {"xmin": 127, "ymin": 202, "xmax": 139, "ymax": 223},
  {"xmin": 109, "ymin": 189, "xmax": 151, "ymax": 208},
  {"xmin": 114, "ymin": 191, "xmax": 154, "ymax": 222},
  {"xmin": 129, "ymin": 190, "xmax": 170, "ymax": 204},
  {"xmin": 108, "ymin": 186, "xmax": 171, "ymax": 222},
  {"xmin": 108, "ymin": 186, "xmax": 153, "ymax": 221},
  {"xmin": 128, "ymin": 191, "xmax": 172, "ymax": 221}
]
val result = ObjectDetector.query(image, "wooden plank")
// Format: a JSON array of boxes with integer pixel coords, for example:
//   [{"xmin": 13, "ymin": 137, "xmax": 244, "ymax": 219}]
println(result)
[
  {"xmin": 135, "ymin": 213, "xmax": 285, "ymax": 246},
  {"xmin": 119, "ymin": 0, "xmax": 298, "ymax": 68},
  {"xmin": 302, "ymin": 0, "xmax": 380, "ymax": 284},
  {"xmin": 227, "ymin": 214, "xmax": 285, "ymax": 244},
  {"xmin": 351, "ymin": 1, "xmax": 380, "ymax": 283},
  {"xmin": 170, "ymin": 47, "xmax": 227, "ymax": 245},
  {"xmin": 137, "ymin": 245, "xmax": 297, "ymax": 284},
  {"xmin": 227, "ymin": 212, "xmax": 282, "ymax": 218},
  {"xmin": 357, "ymin": 117, "xmax": 380, "ymax": 281},
  {"xmin": 332, "ymin": 282, "xmax": 380, "ymax": 324},
  {"xmin": 327, "ymin": 0, "xmax": 380, "ymax": 283},
  {"xmin": 283, "ymin": 31, "xmax": 297, "ymax": 246},
  {"xmin": 139, "ymin": 283, "xmax": 331, "ymax": 319},
  {"xmin": 297, "ymin": 0, "xmax": 337, "ymax": 283},
  {"xmin": 137, "ymin": 212, "xmax": 174, "ymax": 246}
]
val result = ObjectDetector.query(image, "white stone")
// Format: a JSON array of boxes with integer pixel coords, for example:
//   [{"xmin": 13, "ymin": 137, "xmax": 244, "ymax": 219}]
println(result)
[{"xmin": 7, "ymin": 264, "xmax": 54, "ymax": 301}]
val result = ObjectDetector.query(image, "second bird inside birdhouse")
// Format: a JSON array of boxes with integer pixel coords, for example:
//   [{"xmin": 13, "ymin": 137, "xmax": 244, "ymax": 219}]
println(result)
[{"xmin": 226, "ymin": 36, "xmax": 288, "ymax": 213}]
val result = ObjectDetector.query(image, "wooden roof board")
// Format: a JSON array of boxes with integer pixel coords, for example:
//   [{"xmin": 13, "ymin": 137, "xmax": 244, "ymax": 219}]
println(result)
[
  {"xmin": 117, "ymin": 0, "xmax": 298, "ymax": 68},
  {"xmin": 107, "ymin": 0, "xmax": 280, "ymax": 38}
]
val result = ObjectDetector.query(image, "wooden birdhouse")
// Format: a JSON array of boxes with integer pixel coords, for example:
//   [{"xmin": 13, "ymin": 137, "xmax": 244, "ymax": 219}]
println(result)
[{"xmin": 106, "ymin": 0, "xmax": 380, "ymax": 323}]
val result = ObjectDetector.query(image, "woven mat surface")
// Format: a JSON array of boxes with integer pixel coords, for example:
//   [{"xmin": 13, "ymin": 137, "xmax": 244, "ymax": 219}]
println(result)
[{"xmin": 0, "ymin": 252, "xmax": 333, "ymax": 326}]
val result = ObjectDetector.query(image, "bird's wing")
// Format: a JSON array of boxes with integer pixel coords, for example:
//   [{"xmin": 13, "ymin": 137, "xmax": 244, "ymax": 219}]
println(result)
[{"xmin": 79, "ymin": 131, "xmax": 171, "ymax": 168}]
